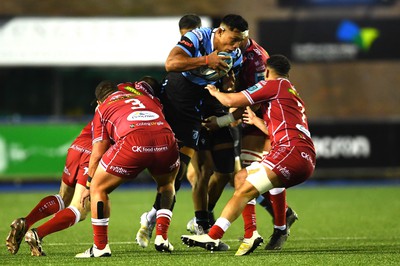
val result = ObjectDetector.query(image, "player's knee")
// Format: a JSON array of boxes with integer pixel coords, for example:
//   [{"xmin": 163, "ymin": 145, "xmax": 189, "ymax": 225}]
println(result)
[
  {"xmin": 55, "ymin": 194, "xmax": 66, "ymax": 211},
  {"xmin": 245, "ymin": 162, "xmax": 274, "ymax": 194},
  {"xmin": 233, "ymin": 183, "xmax": 258, "ymax": 201},
  {"xmin": 233, "ymin": 169, "xmax": 248, "ymax": 189},
  {"xmin": 67, "ymin": 206, "xmax": 83, "ymax": 224},
  {"xmin": 69, "ymin": 201, "xmax": 89, "ymax": 221}
]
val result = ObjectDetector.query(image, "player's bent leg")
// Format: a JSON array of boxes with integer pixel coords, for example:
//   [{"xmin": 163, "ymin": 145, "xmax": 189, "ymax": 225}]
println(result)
[
  {"xmin": 6, "ymin": 184, "xmax": 72, "ymax": 255},
  {"xmin": 152, "ymin": 170, "xmax": 178, "ymax": 252},
  {"xmin": 234, "ymin": 163, "xmax": 276, "ymax": 256},
  {"xmin": 26, "ymin": 184, "xmax": 90, "ymax": 256},
  {"xmin": 77, "ymin": 170, "xmax": 124, "ymax": 258}
]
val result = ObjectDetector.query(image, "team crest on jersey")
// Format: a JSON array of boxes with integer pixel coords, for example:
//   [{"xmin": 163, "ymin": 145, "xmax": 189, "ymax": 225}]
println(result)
[{"xmin": 127, "ymin": 111, "xmax": 159, "ymax": 121}]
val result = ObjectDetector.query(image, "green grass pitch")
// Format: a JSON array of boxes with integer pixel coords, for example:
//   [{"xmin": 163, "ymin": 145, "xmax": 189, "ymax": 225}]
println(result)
[{"xmin": 0, "ymin": 185, "xmax": 399, "ymax": 265}]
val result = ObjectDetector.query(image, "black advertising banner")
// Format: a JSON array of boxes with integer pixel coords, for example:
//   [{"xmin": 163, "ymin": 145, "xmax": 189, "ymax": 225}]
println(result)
[
  {"xmin": 258, "ymin": 18, "xmax": 400, "ymax": 62},
  {"xmin": 310, "ymin": 120, "xmax": 400, "ymax": 178}
]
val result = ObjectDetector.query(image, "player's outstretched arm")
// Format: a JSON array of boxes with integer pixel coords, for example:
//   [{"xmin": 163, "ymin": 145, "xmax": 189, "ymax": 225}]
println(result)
[{"xmin": 205, "ymin": 84, "xmax": 249, "ymax": 107}]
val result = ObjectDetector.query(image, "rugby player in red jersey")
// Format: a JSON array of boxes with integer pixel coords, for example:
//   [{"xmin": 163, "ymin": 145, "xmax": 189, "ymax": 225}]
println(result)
[
  {"xmin": 206, "ymin": 36, "xmax": 299, "ymax": 253},
  {"xmin": 6, "ymin": 122, "xmax": 92, "ymax": 256},
  {"xmin": 76, "ymin": 79, "xmax": 180, "ymax": 258},
  {"xmin": 181, "ymin": 54, "xmax": 316, "ymax": 255}
]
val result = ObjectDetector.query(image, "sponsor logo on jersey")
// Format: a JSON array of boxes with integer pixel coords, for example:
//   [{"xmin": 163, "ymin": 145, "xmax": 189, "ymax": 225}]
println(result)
[
  {"xmin": 179, "ymin": 40, "xmax": 193, "ymax": 48},
  {"xmin": 109, "ymin": 165, "xmax": 128, "ymax": 175},
  {"xmin": 169, "ymin": 157, "xmax": 180, "ymax": 171},
  {"xmin": 301, "ymin": 152, "xmax": 314, "ymax": 164},
  {"xmin": 127, "ymin": 111, "xmax": 159, "ymax": 121},
  {"xmin": 132, "ymin": 145, "xmax": 168, "ymax": 153},
  {"xmin": 134, "ymin": 121, "xmax": 164, "ymax": 127},
  {"xmin": 123, "ymin": 86, "xmax": 143, "ymax": 96},
  {"xmin": 276, "ymin": 165, "xmax": 291, "ymax": 179},
  {"xmin": 288, "ymin": 87, "xmax": 300, "ymax": 97},
  {"xmin": 253, "ymin": 47, "xmax": 263, "ymax": 56},
  {"xmin": 70, "ymin": 144, "xmax": 91, "ymax": 154}
]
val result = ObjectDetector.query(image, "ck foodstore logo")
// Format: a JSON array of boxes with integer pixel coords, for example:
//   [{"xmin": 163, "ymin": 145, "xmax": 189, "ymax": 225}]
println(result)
[{"xmin": 336, "ymin": 20, "xmax": 379, "ymax": 52}]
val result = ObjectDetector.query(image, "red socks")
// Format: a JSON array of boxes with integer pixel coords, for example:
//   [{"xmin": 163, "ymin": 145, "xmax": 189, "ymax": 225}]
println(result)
[
  {"xmin": 25, "ymin": 195, "xmax": 63, "ymax": 228},
  {"xmin": 242, "ymin": 202, "xmax": 257, "ymax": 238},
  {"xmin": 155, "ymin": 209, "xmax": 172, "ymax": 240},
  {"xmin": 270, "ymin": 190, "xmax": 287, "ymax": 227},
  {"xmin": 36, "ymin": 207, "xmax": 78, "ymax": 239},
  {"xmin": 208, "ymin": 225, "xmax": 225, "ymax": 240},
  {"xmin": 92, "ymin": 218, "xmax": 109, "ymax": 250}
]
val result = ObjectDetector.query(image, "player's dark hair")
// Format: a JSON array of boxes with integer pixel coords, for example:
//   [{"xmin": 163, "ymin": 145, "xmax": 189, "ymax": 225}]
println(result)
[
  {"xmin": 179, "ymin": 14, "xmax": 202, "ymax": 30},
  {"xmin": 267, "ymin": 54, "xmax": 291, "ymax": 78},
  {"xmin": 95, "ymin": 80, "xmax": 118, "ymax": 102},
  {"xmin": 139, "ymin": 76, "xmax": 161, "ymax": 96},
  {"xmin": 221, "ymin": 14, "xmax": 248, "ymax": 32}
]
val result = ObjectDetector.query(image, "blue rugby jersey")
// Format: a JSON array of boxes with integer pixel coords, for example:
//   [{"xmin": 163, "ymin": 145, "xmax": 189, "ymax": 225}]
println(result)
[{"xmin": 176, "ymin": 27, "xmax": 242, "ymax": 86}]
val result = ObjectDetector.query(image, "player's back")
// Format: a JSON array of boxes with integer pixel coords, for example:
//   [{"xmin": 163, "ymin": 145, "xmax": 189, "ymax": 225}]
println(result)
[{"xmin": 96, "ymin": 91, "xmax": 171, "ymax": 141}]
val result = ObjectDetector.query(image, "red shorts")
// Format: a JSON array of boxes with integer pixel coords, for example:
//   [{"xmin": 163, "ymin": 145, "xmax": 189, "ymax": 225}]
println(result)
[
  {"xmin": 261, "ymin": 145, "xmax": 316, "ymax": 188},
  {"xmin": 61, "ymin": 145, "xmax": 91, "ymax": 187},
  {"xmin": 100, "ymin": 129, "xmax": 180, "ymax": 178}
]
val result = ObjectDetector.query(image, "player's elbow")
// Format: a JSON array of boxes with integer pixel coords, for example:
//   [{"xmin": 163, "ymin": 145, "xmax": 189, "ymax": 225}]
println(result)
[
  {"xmin": 165, "ymin": 60, "xmax": 174, "ymax": 72},
  {"xmin": 165, "ymin": 59, "xmax": 180, "ymax": 72}
]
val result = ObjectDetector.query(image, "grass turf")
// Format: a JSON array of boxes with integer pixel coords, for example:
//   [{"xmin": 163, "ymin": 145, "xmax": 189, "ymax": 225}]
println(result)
[{"xmin": 0, "ymin": 185, "xmax": 399, "ymax": 265}]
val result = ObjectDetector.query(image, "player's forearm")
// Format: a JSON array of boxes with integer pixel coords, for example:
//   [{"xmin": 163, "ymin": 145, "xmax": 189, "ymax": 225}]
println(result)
[
  {"xmin": 253, "ymin": 118, "xmax": 269, "ymax": 135},
  {"xmin": 165, "ymin": 55, "xmax": 208, "ymax": 72},
  {"xmin": 88, "ymin": 139, "xmax": 110, "ymax": 178},
  {"xmin": 213, "ymin": 91, "xmax": 238, "ymax": 107}
]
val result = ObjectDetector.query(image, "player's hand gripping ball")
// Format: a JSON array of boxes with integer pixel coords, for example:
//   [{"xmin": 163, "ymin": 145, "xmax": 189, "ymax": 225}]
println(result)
[{"xmin": 192, "ymin": 51, "xmax": 233, "ymax": 81}]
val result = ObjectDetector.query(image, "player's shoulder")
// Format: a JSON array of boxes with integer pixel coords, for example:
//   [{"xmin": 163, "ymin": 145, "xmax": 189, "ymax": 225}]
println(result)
[
  {"xmin": 246, "ymin": 39, "xmax": 269, "ymax": 59},
  {"xmin": 184, "ymin": 27, "xmax": 212, "ymax": 44}
]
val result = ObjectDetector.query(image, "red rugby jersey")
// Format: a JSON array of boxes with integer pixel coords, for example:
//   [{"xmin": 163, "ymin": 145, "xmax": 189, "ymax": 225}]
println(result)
[
  {"xmin": 237, "ymin": 38, "xmax": 270, "ymax": 90},
  {"xmin": 92, "ymin": 90, "xmax": 171, "ymax": 144},
  {"xmin": 241, "ymin": 78, "xmax": 314, "ymax": 149}
]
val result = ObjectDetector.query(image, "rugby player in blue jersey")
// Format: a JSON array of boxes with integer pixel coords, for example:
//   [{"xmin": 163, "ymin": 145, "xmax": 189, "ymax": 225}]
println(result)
[{"xmin": 135, "ymin": 14, "xmax": 248, "ymax": 251}]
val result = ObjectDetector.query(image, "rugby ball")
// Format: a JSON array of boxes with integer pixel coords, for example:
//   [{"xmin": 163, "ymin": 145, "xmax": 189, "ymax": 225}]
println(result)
[{"xmin": 192, "ymin": 51, "xmax": 233, "ymax": 81}]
